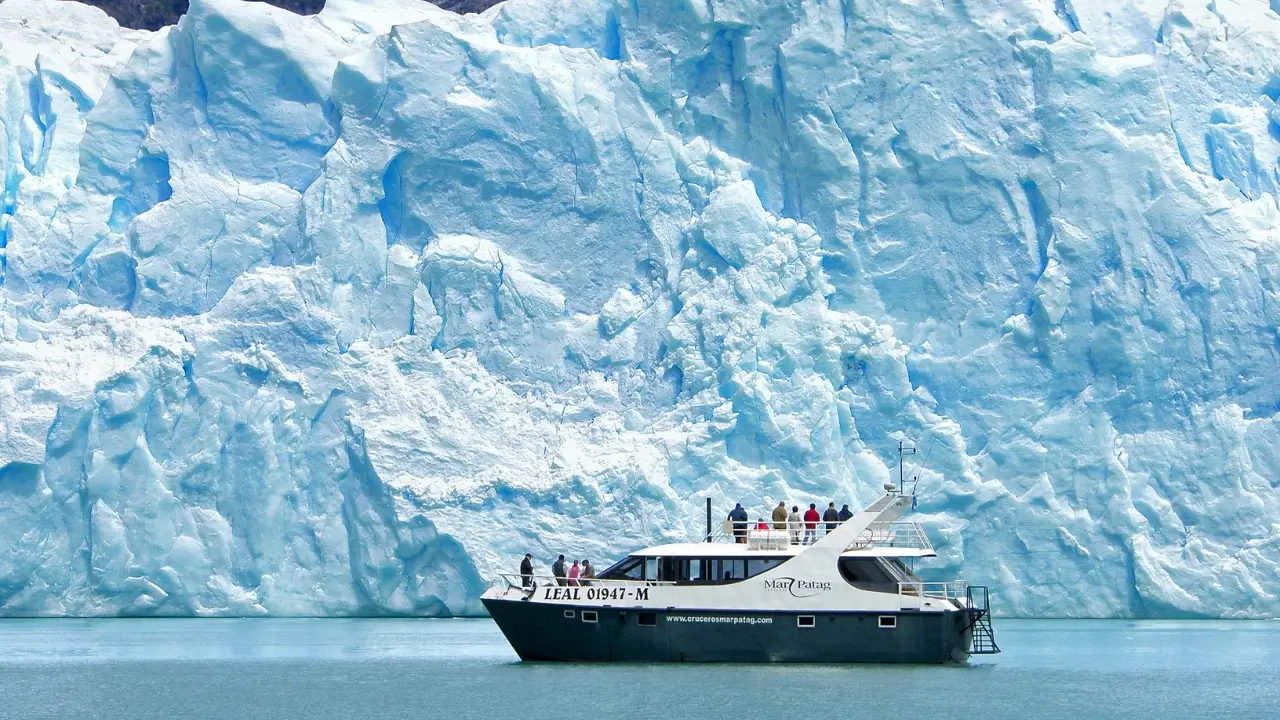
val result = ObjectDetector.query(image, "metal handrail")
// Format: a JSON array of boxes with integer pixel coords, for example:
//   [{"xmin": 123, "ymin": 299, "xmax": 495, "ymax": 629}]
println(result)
[
  {"xmin": 708, "ymin": 518, "xmax": 932, "ymax": 552},
  {"xmin": 848, "ymin": 521, "xmax": 933, "ymax": 552},
  {"xmin": 495, "ymin": 573, "xmax": 677, "ymax": 589},
  {"xmin": 711, "ymin": 517, "xmax": 860, "ymax": 541},
  {"xmin": 897, "ymin": 581, "xmax": 969, "ymax": 601}
]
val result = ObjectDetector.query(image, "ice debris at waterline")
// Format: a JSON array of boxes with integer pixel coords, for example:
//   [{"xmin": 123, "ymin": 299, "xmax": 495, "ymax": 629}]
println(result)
[{"xmin": 1, "ymin": 0, "xmax": 1278, "ymax": 618}]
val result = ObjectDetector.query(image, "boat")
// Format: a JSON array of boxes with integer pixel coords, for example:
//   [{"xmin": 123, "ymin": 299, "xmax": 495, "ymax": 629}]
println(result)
[{"xmin": 481, "ymin": 482, "xmax": 999, "ymax": 663}]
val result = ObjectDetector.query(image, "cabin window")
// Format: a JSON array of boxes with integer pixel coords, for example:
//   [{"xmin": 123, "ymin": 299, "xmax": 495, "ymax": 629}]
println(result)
[
  {"xmin": 598, "ymin": 556, "xmax": 644, "ymax": 581},
  {"xmin": 879, "ymin": 615, "xmax": 896, "ymax": 629},
  {"xmin": 564, "ymin": 610, "xmax": 575, "ymax": 619},
  {"xmin": 838, "ymin": 558, "xmax": 895, "ymax": 585},
  {"xmin": 638, "ymin": 613, "xmax": 657, "ymax": 627},
  {"xmin": 660, "ymin": 557, "xmax": 681, "ymax": 582},
  {"xmin": 687, "ymin": 559, "xmax": 704, "ymax": 583},
  {"xmin": 746, "ymin": 557, "xmax": 785, "ymax": 578},
  {"xmin": 582, "ymin": 611, "xmax": 599, "ymax": 623},
  {"xmin": 713, "ymin": 558, "xmax": 747, "ymax": 582},
  {"xmin": 797, "ymin": 615, "xmax": 816, "ymax": 628},
  {"xmin": 643, "ymin": 557, "xmax": 659, "ymax": 582}
]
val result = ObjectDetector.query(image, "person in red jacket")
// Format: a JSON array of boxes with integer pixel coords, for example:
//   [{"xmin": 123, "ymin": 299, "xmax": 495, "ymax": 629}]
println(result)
[{"xmin": 803, "ymin": 503, "xmax": 820, "ymax": 545}]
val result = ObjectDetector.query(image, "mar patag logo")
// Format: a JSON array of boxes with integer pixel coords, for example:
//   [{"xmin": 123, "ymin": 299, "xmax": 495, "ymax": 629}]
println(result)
[{"xmin": 762, "ymin": 577, "xmax": 832, "ymax": 598}]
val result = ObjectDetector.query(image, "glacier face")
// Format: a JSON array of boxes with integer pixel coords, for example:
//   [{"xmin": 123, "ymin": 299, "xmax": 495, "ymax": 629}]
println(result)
[{"xmin": 0, "ymin": 0, "xmax": 1278, "ymax": 618}]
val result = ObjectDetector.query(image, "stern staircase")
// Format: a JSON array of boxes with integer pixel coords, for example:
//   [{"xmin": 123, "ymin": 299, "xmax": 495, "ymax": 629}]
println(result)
[{"xmin": 965, "ymin": 585, "xmax": 1000, "ymax": 655}]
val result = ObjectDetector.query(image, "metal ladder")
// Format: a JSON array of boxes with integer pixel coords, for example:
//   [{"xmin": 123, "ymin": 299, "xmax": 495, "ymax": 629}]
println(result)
[{"xmin": 965, "ymin": 585, "xmax": 1001, "ymax": 655}]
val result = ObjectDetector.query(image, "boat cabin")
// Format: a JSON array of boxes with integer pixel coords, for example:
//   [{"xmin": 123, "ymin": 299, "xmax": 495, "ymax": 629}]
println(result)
[{"xmin": 597, "ymin": 542, "xmax": 927, "ymax": 590}]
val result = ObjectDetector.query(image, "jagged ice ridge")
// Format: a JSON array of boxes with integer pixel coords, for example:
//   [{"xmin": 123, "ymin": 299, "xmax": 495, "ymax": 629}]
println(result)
[{"xmin": 1, "ymin": 0, "xmax": 1278, "ymax": 618}]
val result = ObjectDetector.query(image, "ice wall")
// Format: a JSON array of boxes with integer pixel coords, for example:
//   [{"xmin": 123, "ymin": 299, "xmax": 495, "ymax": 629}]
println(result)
[{"xmin": 1, "ymin": 0, "xmax": 1278, "ymax": 617}]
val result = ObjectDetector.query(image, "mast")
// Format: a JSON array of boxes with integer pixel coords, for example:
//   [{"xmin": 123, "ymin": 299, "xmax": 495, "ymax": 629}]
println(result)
[{"xmin": 897, "ymin": 439, "xmax": 915, "ymax": 492}]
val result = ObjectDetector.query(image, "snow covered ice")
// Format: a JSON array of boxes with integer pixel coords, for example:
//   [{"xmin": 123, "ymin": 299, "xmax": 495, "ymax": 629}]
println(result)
[{"xmin": 1, "ymin": 0, "xmax": 1278, "ymax": 618}]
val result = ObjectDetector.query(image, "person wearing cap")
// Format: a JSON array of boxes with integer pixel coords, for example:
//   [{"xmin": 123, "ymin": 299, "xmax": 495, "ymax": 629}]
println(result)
[{"xmin": 519, "ymin": 553, "xmax": 534, "ymax": 588}]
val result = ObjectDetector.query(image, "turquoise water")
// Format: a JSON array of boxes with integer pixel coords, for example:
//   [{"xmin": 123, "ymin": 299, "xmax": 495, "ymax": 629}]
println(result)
[{"xmin": 0, "ymin": 619, "xmax": 1275, "ymax": 719}]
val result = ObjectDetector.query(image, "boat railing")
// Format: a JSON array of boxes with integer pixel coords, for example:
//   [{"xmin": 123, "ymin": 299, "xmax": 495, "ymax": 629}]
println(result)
[
  {"xmin": 897, "ymin": 581, "xmax": 969, "ymax": 609},
  {"xmin": 493, "ymin": 573, "xmax": 676, "ymax": 591},
  {"xmin": 847, "ymin": 520, "xmax": 933, "ymax": 553},
  {"xmin": 707, "ymin": 518, "xmax": 932, "ymax": 553}
]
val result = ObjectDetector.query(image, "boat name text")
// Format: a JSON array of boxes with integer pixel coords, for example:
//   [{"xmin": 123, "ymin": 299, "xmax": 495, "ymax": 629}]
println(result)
[
  {"xmin": 541, "ymin": 586, "xmax": 649, "ymax": 601},
  {"xmin": 763, "ymin": 577, "xmax": 831, "ymax": 597}
]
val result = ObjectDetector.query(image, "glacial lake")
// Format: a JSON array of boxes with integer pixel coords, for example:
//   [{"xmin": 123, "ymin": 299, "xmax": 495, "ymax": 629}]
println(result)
[{"xmin": 0, "ymin": 618, "xmax": 1275, "ymax": 719}]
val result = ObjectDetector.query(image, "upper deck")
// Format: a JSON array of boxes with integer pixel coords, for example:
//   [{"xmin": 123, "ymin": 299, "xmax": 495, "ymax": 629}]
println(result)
[{"xmin": 631, "ymin": 518, "xmax": 935, "ymax": 558}]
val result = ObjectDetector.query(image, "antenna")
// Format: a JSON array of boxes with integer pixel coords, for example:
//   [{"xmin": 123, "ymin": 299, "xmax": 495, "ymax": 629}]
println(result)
[{"xmin": 898, "ymin": 439, "xmax": 916, "ymax": 495}]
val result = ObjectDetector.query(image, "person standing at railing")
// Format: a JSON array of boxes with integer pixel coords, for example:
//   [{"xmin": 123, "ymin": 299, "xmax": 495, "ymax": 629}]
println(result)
[
  {"xmin": 552, "ymin": 555, "xmax": 568, "ymax": 586},
  {"xmin": 568, "ymin": 560, "xmax": 581, "ymax": 586},
  {"xmin": 520, "ymin": 553, "xmax": 534, "ymax": 588},
  {"xmin": 838, "ymin": 504, "xmax": 853, "ymax": 523},
  {"xmin": 771, "ymin": 501, "xmax": 788, "ymax": 531},
  {"xmin": 728, "ymin": 503, "xmax": 749, "ymax": 543},
  {"xmin": 823, "ymin": 502, "xmax": 839, "ymax": 534},
  {"xmin": 803, "ymin": 503, "xmax": 820, "ymax": 544},
  {"xmin": 581, "ymin": 560, "xmax": 594, "ymax": 585},
  {"xmin": 787, "ymin": 505, "xmax": 802, "ymax": 545}
]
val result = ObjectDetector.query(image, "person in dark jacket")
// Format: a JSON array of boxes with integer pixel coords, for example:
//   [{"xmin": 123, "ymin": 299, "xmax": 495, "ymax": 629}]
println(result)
[
  {"xmin": 823, "ymin": 502, "xmax": 840, "ymax": 533},
  {"xmin": 552, "ymin": 554, "xmax": 567, "ymax": 586},
  {"xmin": 838, "ymin": 504, "xmax": 854, "ymax": 522},
  {"xmin": 519, "ymin": 553, "xmax": 534, "ymax": 588},
  {"xmin": 727, "ymin": 503, "xmax": 749, "ymax": 543}
]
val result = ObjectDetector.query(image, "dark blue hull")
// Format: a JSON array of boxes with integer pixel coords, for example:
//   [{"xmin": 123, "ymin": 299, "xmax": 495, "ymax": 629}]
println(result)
[{"xmin": 482, "ymin": 599, "xmax": 977, "ymax": 663}]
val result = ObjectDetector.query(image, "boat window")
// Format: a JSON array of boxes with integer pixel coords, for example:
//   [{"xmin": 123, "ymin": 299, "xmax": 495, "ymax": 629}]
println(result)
[
  {"xmin": 687, "ymin": 559, "xmax": 704, "ymax": 583},
  {"xmin": 638, "ymin": 613, "xmax": 657, "ymax": 627},
  {"xmin": 838, "ymin": 557, "xmax": 894, "ymax": 585},
  {"xmin": 583, "ymin": 611, "xmax": 598, "ymax": 623},
  {"xmin": 599, "ymin": 556, "xmax": 644, "ymax": 580},
  {"xmin": 643, "ymin": 557, "xmax": 659, "ymax": 581},
  {"xmin": 746, "ymin": 558, "xmax": 785, "ymax": 577},
  {"xmin": 797, "ymin": 615, "xmax": 815, "ymax": 628},
  {"xmin": 564, "ymin": 610, "xmax": 575, "ymax": 618},
  {"xmin": 879, "ymin": 615, "xmax": 896, "ymax": 629},
  {"xmin": 713, "ymin": 558, "xmax": 747, "ymax": 582}
]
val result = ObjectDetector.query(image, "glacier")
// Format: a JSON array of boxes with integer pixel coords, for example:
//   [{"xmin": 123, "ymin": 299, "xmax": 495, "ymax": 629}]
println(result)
[{"xmin": 0, "ymin": 0, "xmax": 1278, "ymax": 618}]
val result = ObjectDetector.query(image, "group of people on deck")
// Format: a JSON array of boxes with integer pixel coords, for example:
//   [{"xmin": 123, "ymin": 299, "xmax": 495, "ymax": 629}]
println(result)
[
  {"xmin": 518, "ymin": 553, "xmax": 595, "ymax": 588},
  {"xmin": 725, "ymin": 501, "xmax": 854, "ymax": 545}
]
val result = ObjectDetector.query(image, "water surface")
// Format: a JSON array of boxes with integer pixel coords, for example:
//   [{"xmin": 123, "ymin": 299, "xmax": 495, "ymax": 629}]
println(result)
[{"xmin": 0, "ymin": 619, "xmax": 1274, "ymax": 719}]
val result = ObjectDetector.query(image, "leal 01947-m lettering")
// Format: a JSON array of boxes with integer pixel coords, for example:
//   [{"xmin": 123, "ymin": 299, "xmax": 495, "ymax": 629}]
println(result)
[{"xmin": 541, "ymin": 587, "xmax": 650, "ymax": 602}]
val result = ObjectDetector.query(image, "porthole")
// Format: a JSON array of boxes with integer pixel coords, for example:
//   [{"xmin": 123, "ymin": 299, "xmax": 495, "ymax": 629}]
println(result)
[
  {"xmin": 564, "ymin": 610, "xmax": 575, "ymax": 619},
  {"xmin": 797, "ymin": 615, "xmax": 816, "ymax": 628},
  {"xmin": 582, "ymin": 610, "xmax": 598, "ymax": 623},
  {"xmin": 879, "ymin": 615, "xmax": 897, "ymax": 629}
]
